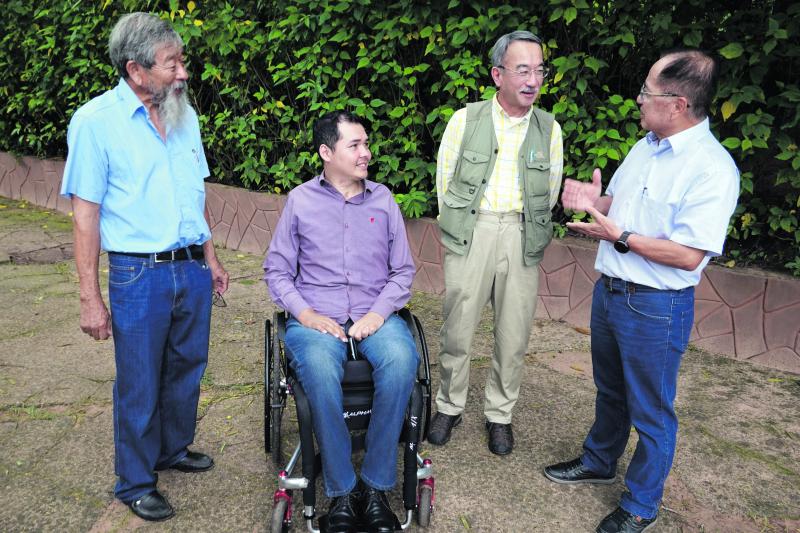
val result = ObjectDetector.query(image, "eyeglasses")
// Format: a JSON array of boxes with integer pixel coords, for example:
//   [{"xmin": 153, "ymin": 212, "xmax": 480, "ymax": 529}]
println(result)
[
  {"xmin": 497, "ymin": 65, "xmax": 551, "ymax": 80},
  {"xmin": 212, "ymin": 291, "xmax": 227, "ymax": 308},
  {"xmin": 639, "ymin": 84, "xmax": 691, "ymax": 107}
]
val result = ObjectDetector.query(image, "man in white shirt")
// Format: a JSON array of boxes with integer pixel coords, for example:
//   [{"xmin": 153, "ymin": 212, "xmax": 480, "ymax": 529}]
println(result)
[{"xmin": 543, "ymin": 49, "xmax": 739, "ymax": 533}]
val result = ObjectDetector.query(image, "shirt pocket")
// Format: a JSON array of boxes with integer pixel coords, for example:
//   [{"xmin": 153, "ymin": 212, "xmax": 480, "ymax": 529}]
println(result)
[{"xmin": 633, "ymin": 196, "xmax": 676, "ymax": 239}]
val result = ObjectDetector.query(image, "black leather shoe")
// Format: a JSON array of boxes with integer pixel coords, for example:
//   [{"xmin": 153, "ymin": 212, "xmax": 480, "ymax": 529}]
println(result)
[
  {"xmin": 543, "ymin": 457, "xmax": 615, "ymax": 484},
  {"xmin": 427, "ymin": 412, "xmax": 462, "ymax": 445},
  {"xmin": 128, "ymin": 490, "xmax": 174, "ymax": 521},
  {"xmin": 361, "ymin": 486, "xmax": 398, "ymax": 533},
  {"xmin": 485, "ymin": 421, "xmax": 514, "ymax": 455},
  {"xmin": 596, "ymin": 507, "xmax": 658, "ymax": 532},
  {"xmin": 327, "ymin": 492, "xmax": 359, "ymax": 533},
  {"xmin": 169, "ymin": 451, "xmax": 214, "ymax": 473}
]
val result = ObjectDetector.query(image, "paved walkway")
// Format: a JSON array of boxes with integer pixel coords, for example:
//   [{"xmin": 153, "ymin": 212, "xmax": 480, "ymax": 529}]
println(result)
[{"xmin": 1, "ymin": 198, "xmax": 799, "ymax": 532}]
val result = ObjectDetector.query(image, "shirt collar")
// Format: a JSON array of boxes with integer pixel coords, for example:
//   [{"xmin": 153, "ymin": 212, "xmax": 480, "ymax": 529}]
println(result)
[
  {"xmin": 646, "ymin": 118, "xmax": 710, "ymax": 155},
  {"xmin": 491, "ymin": 94, "xmax": 533, "ymax": 123},
  {"xmin": 317, "ymin": 172, "xmax": 376, "ymax": 193},
  {"xmin": 115, "ymin": 78, "xmax": 147, "ymax": 118}
]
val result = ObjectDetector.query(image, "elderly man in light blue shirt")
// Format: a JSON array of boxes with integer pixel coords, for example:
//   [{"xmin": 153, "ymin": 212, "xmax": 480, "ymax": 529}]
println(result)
[
  {"xmin": 543, "ymin": 49, "xmax": 739, "ymax": 533},
  {"xmin": 60, "ymin": 12, "xmax": 228, "ymax": 522}
]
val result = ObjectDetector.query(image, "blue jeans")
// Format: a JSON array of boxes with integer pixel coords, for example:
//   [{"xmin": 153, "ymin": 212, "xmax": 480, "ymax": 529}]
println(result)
[
  {"xmin": 284, "ymin": 314, "xmax": 419, "ymax": 497},
  {"xmin": 107, "ymin": 252, "xmax": 212, "ymax": 503},
  {"xmin": 581, "ymin": 278, "xmax": 694, "ymax": 519}
]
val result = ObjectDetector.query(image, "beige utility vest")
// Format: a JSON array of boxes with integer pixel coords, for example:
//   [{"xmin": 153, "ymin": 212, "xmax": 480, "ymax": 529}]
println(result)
[{"xmin": 438, "ymin": 100, "xmax": 555, "ymax": 266}]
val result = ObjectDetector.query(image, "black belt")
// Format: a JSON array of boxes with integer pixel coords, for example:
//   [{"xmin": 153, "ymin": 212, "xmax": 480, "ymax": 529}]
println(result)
[
  {"xmin": 109, "ymin": 245, "xmax": 204, "ymax": 262},
  {"xmin": 601, "ymin": 274, "xmax": 659, "ymax": 294}
]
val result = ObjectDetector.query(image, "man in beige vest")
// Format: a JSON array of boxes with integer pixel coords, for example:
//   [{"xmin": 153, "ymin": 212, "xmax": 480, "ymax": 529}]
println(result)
[{"xmin": 430, "ymin": 31, "xmax": 563, "ymax": 455}]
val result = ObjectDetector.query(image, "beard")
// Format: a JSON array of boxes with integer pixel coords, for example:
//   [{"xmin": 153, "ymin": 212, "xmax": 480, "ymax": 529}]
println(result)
[{"xmin": 149, "ymin": 80, "xmax": 189, "ymax": 130}]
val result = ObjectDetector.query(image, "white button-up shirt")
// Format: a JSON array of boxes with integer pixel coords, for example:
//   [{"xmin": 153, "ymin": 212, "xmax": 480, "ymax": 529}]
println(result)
[{"xmin": 596, "ymin": 118, "xmax": 740, "ymax": 289}]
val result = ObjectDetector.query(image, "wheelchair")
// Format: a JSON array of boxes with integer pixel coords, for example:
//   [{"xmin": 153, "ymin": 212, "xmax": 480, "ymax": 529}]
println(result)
[{"xmin": 265, "ymin": 308, "xmax": 435, "ymax": 532}]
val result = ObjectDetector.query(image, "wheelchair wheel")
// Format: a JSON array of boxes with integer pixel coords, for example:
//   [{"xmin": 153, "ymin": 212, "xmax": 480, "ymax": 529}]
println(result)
[
  {"xmin": 270, "ymin": 497, "xmax": 289, "ymax": 532},
  {"xmin": 417, "ymin": 484, "xmax": 433, "ymax": 527},
  {"xmin": 265, "ymin": 317, "xmax": 287, "ymax": 467},
  {"xmin": 271, "ymin": 319, "xmax": 286, "ymax": 467}
]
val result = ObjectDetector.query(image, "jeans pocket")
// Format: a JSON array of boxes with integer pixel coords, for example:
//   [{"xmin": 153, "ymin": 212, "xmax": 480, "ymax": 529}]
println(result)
[
  {"xmin": 108, "ymin": 261, "xmax": 147, "ymax": 286},
  {"xmin": 626, "ymin": 292, "xmax": 671, "ymax": 320}
]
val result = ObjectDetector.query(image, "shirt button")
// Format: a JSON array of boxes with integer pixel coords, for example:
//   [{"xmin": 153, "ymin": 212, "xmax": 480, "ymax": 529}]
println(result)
[{"xmin": 345, "ymin": 223, "xmax": 349, "ymax": 228}]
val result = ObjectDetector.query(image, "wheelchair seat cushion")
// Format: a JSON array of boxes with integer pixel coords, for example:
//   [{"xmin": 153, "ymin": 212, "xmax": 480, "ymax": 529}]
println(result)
[{"xmin": 342, "ymin": 359, "xmax": 373, "ymax": 386}]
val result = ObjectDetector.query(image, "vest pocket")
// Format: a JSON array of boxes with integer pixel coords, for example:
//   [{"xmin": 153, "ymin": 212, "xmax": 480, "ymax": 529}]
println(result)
[
  {"xmin": 525, "ymin": 210, "xmax": 553, "ymax": 258},
  {"xmin": 440, "ymin": 182, "xmax": 477, "ymax": 243},
  {"xmin": 442, "ymin": 182, "xmax": 474, "ymax": 208}
]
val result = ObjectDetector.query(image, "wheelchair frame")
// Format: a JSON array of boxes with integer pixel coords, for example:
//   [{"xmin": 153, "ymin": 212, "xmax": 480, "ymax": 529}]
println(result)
[{"xmin": 265, "ymin": 308, "xmax": 435, "ymax": 532}]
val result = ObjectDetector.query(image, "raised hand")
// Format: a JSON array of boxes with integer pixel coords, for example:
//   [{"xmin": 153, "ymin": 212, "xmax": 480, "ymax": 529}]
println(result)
[{"xmin": 561, "ymin": 168, "xmax": 603, "ymax": 213}]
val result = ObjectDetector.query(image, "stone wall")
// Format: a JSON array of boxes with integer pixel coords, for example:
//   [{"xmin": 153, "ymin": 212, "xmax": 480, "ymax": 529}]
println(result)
[{"xmin": 2, "ymin": 151, "xmax": 799, "ymax": 374}]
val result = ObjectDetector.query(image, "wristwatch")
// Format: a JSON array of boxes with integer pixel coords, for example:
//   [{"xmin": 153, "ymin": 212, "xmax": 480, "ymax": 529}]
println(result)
[{"xmin": 614, "ymin": 231, "xmax": 633, "ymax": 254}]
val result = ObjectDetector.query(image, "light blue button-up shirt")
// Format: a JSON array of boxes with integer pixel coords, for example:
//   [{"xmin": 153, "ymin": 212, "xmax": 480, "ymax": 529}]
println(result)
[
  {"xmin": 60, "ymin": 78, "xmax": 211, "ymax": 253},
  {"xmin": 595, "ymin": 118, "xmax": 740, "ymax": 289}
]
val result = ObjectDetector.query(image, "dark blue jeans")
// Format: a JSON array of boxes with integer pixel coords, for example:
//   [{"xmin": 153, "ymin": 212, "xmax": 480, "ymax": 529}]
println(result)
[
  {"xmin": 284, "ymin": 314, "xmax": 418, "ymax": 497},
  {"xmin": 581, "ymin": 278, "xmax": 694, "ymax": 519},
  {"xmin": 108, "ymin": 252, "xmax": 211, "ymax": 503}
]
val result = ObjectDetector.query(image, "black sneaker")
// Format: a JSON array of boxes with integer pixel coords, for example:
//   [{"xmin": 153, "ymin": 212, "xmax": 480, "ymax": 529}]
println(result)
[
  {"xmin": 427, "ymin": 412, "xmax": 462, "ymax": 445},
  {"xmin": 596, "ymin": 506, "xmax": 658, "ymax": 533},
  {"xmin": 543, "ymin": 457, "xmax": 615, "ymax": 484}
]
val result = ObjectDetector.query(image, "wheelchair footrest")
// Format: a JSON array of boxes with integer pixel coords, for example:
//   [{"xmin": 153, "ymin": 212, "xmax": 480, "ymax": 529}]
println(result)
[{"xmin": 317, "ymin": 511, "xmax": 402, "ymax": 532}]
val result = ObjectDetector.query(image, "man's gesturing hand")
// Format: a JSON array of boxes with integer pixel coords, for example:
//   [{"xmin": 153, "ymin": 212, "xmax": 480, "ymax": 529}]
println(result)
[{"xmin": 561, "ymin": 168, "xmax": 602, "ymax": 213}]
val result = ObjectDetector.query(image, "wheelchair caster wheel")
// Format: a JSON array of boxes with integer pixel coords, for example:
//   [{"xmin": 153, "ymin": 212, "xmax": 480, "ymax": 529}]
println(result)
[
  {"xmin": 271, "ymin": 490, "xmax": 292, "ymax": 532},
  {"xmin": 417, "ymin": 484, "xmax": 433, "ymax": 527}
]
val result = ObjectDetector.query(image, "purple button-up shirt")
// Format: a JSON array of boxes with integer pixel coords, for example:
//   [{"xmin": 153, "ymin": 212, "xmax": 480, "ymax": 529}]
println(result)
[{"xmin": 264, "ymin": 174, "xmax": 415, "ymax": 324}]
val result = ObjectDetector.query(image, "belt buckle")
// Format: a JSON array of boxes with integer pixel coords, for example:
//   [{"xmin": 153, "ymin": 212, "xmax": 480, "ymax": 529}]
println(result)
[{"xmin": 154, "ymin": 250, "xmax": 175, "ymax": 263}]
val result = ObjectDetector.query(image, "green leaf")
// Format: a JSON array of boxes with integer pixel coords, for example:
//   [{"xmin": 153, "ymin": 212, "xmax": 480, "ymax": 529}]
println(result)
[
  {"xmin": 719, "ymin": 42, "xmax": 744, "ymax": 59},
  {"xmin": 451, "ymin": 30, "xmax": 467, "ymax": 46},
  {"xmin": 564, "ymin": 7, "xmax": 577, "ymax": 24},
  {"xmin": 721, "ymin": 137, "xmax": 741, "ymax": 149}
]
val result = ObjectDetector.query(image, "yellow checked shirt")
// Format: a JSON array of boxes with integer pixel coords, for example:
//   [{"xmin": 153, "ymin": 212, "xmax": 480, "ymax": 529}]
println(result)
[{"xmin": 436, "ymin": 95, "xmax": 563, "ymax": 214}]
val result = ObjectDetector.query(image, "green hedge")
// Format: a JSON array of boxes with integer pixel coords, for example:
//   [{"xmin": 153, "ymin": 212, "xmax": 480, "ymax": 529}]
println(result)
[{"xmin": 1, "ymin": 0, "xmax": 798, "ymax": 275}]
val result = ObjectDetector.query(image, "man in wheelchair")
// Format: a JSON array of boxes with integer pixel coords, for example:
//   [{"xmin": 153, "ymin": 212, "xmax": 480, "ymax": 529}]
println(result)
[{"xmin": 264, "ymin": 110, "xmax": 419, "ymax": 533}]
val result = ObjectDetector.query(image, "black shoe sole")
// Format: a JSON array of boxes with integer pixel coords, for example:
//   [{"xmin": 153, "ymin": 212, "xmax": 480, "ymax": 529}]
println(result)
[
  {"xmin": 170, "ymin": 463, "xmax": 214, "ymax": 473},
  {"xmin": 488, "ymin": 445, "xmax": 513, "ymax": 456},
  {"xmin": 128, "ymin": 502, "xmax": 175, "ymax": 522},
  {"xmin": 543, "ymin": 467, "xmax": 616, "ymax": 485},
  {"xmin": 426, "ymin": 415, "xmax": 462, "ymax": 446}
]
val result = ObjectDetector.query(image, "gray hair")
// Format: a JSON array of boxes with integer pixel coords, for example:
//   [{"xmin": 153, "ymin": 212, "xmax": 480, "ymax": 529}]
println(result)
[
  {"xmin": 108, "ymin": 12, "xmax": 183, "ymax": 79},
  {"xmin": 490, "ymin": 31, "xmax": 543, "ymax": 67},
  {"xmin": 658, "ymin": 48, "xmax": 719, "ymax": 120}
]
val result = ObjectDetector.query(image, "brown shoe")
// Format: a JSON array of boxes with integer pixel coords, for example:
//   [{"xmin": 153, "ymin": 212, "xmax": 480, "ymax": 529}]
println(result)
[{"xmin": 426, "ymin": 412, "xmax": 462, "ymax": 445}]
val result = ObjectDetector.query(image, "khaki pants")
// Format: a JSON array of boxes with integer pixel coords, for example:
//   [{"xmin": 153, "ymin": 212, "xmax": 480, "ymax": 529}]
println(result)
[{"xmin": 436, "ymin": 211, "xmax": 540, "ymax": 424}]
